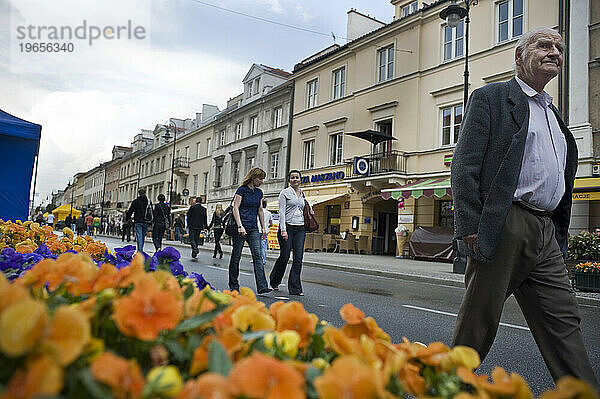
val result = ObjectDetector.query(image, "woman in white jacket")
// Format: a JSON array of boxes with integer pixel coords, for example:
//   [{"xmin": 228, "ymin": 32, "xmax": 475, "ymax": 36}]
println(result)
[{"xmin": 269, "ymin": 170, "xmax": 312, "ymax": 295}]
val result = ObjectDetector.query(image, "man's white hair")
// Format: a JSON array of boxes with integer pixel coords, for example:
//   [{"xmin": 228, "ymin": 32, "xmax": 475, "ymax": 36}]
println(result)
[{"xmin": 514, "ymin": 27, "xmax": 564, "ymax": 72}]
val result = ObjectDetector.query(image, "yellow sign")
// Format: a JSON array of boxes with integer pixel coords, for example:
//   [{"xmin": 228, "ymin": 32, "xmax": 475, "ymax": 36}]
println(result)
[
  {"xmin": 267, "ymin": 225, "xmax": 280, "ymax": 250},
  {"xmin": 572, "ymin": 192, "xmax": 600, "ymax": 201}
]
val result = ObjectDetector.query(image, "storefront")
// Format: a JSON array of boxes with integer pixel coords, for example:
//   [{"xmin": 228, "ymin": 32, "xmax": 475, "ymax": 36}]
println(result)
[{"xmin": 571, "ymin": 177, "xmax": 600, "ymax": 234}]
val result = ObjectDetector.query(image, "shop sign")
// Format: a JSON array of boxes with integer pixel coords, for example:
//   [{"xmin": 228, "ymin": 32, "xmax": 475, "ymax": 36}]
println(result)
[
  {"xmin": 361, "ymin": 190, "xmax": 381, "ymax": 203},
  {"xmin": 398, "ymin": 214, "xmax": 413, "ymax": 224},
  {"xmin": 572, "ymin": 192, "xmax": 600, "ymax": 201},
  {"xmin": 301, "ymin": 171, "xmax": 345, "ymax": 184}
]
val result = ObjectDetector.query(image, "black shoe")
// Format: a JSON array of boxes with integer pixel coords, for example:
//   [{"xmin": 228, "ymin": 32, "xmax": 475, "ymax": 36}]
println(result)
[
  {"xmin": 258, "ymin": 288, "xmax": 272, "ymax": 294},
  {"xmin": 219, "ymin": 252, "xmax": 223, "ymax": 259},
  {"xmin": 212, "ymin": 254, "xmax": 216, "ymax": 258},
  {"xmin": 290, "ymin": 292, "xmax": 304, "ymax": 296},
  {"xmin": 191, "ymin": 250, "xmax": 198, "ymax": 258}
]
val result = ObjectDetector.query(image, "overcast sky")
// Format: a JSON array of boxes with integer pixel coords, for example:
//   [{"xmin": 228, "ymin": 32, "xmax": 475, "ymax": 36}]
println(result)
[{"xmin": 0, "ymin": 0, "xmax": 394, "ymax": 207}]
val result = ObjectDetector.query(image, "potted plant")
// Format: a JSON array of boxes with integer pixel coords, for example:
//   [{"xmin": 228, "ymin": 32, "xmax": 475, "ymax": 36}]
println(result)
[{"xmin": 572, "ymin": 262, "xmax": 600, "ymax": 292}]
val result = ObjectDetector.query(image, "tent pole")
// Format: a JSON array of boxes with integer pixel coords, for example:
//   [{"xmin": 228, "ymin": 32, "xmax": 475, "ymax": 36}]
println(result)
[{"xmin": 30, "ymin": 154, "xmax": 40, "ymax": 220}]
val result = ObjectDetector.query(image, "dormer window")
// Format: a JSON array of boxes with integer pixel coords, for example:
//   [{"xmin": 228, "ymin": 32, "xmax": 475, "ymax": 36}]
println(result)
[{"xmin": 253, "ymin": 78, "xmax": 260, "ymax": 95}]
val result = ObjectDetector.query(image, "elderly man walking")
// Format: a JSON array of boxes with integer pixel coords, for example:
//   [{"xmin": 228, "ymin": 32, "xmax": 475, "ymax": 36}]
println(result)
[{"xmin": 451, "ymin": 27, "xmax": 598, "ymax": 387}]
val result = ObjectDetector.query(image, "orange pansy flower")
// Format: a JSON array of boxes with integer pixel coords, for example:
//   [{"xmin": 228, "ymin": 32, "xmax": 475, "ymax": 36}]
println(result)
[
  {"xmin": 0, "ymin": 273, "xmax": 29, "ymax": 314},
  {"xmin": 314, "ymin": 355, "xmax": 380, "ymax": 399},
  {"xmin": 340, "ymin": 303, "xmax": 366, "ymax": 324},
  {"xmin": 3, "ymin": 355, "xmax": 63, "ymax": 399},
  {"xmin": 184, "ymin": 288, "xmax": 217, "ymax": 318},
  {"xmin": 228, "ymin": 351, "xmax": 305, "ymax": 399},
  {"xmin": 113, "ymin": 274, "xmax": 183, "ymax": 341},
  {"xmin": 92, "ymin": 263, "xmax": 119, "ymax": 292},
  {"xmin": 322, "ymin": 326, "xmax": 358, "ymax": 356},
  {"xmin": 0, "ymin": 298, "xmax": 48, "ymax": 357},
  {"xmin": 399, "ymin": 362, "xmax": 427, "ymax": 396},
  {"xmin": 539, "ymin": 376, "xmax": 599, "ymax": 399},
  {"xmin": 90, "ymin": 351, "xmax": 145, "ymax": 399},
  {"xmin": 341, "ymin": 316, "xmax": 391, "ymax": 342},
  {"xmin": 40, "ymin": 305, "xmax": 91, "ymax": 365},
  {"xmin": 272, "ymin": 301, "xmax": 317, "ymax": 348},
  {"xmin": 415, "ymin": 341, "xmax": 450, "ymax": 366},
  {"xmin": 176, "ymin": 373, "xmax": 231, "ymax": 399}
]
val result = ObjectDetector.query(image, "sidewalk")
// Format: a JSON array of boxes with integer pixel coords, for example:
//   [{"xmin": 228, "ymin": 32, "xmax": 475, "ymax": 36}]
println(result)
[{"xmin": 102, "ymin": 234, "xmax": 600, "ymax": 306}]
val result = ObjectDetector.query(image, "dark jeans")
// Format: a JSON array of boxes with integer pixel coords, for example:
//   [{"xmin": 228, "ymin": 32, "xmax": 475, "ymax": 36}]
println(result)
[
  {"xmin": 153, "ymin": 224, "xmax": 166, "ymax": 251},
  {"xmin": 228, "ymin": 228, "xmax": 268, "ymax": 292},
  {"xmin": 190, "ymin": 228, "xmax": 203, "ymax": 252},
  {"xmin": 213, "ymin": 228, "xmax": 223, "ymax": 256},
  {"xmin": 175, "ymin": 226, "xmax": 182, "ymax": 241},
  {"xmin": 122, "ymin": 225, "xmax": 131, "ymax": 242},
  {"xmin": 134, "ymin": 222, "xmax": 148, "ymax": 252},
  {"xmin": 269, "ymin": 224, "xmax": 305, "ymax": 294}
]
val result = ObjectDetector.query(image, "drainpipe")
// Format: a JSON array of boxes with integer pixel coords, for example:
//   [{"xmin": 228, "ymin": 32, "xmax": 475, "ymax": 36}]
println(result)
[
  {"xmin": 284, "ymin": 81, "xmax": 295, "ymax": 188},
  {"xmin": 558, "ymin": 0, "xmax": 570, "ymax": 122}
]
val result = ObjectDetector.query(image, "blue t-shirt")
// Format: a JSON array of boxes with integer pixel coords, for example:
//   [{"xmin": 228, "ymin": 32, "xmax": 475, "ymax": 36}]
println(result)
[{"xmin": 235, "ymin": 185, "xmax": 263, "ymax": 229}]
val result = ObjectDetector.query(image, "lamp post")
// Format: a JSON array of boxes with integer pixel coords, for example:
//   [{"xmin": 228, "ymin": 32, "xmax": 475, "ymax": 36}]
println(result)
[
  {"xmin": 439, "ymin": 0, "xmax": 477, "ymax": 109},
  {"xmin": 162, "ymin": 121, "xmax": 177, "ymax": 208}
]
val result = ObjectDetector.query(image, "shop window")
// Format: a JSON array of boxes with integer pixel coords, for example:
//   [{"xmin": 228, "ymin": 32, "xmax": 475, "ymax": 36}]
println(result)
[
  {"xmin": 438, "ymin": 200, "xmax": 454, "ymax": 227},
  {"xmin": 326, "ymin": 205, "xmax": 341, "ymax": 235}
]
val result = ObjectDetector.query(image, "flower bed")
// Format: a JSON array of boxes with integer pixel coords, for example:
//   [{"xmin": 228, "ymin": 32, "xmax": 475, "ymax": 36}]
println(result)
[
  {"xmin": 0, "ymin": 220, "xmax": 598, "ymax": 398},
  {"xmin": 573, "ymin": 262, "xmax": 600, "ymax": 292}
]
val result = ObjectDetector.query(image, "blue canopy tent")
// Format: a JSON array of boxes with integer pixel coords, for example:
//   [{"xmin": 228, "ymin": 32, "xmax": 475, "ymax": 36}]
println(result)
[{"xmin": 0, "ymin": 110, "xmax": 41, "ymax": 221}]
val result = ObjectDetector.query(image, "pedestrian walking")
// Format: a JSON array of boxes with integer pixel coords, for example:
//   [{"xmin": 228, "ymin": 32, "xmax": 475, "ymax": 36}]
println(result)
[
  {"xmin": 174, "ymin": 215, "xmax": 184, "ymax": 242},
  {"xmin": 76, "ymin": 214, "xmax": 86, "ymax": 236},
  {"xmin": 269, "ymin": 170, "xmax": 310, "ymax": 296},
  {"xmin": 258, "ymin": 200, "xmax": 273, "ymax": 266},
  {"xmin": 121, "ymin": 216, "xmax": 132, "ymax": 243},
  {"xmin": 228, "ymin": 167, "xmax": 271, "ymax": 294},
  {"xmin": 33, "ymin": 208, "xmax": 45, "ymax": 225},
  {"xmin": 152, "ymin": 194, "xmax": 171, "ymax": 251},
  {"xmin": 126, "ymin": 188, "xmax": 152, "ymax": 253},
  {"xmin": 208, "ymin": 203, "xmax": 224, "ymax": 259},
  {"xmin": 46, "ymin": 212, "xmax": 55, "ymax": 229},
  {"xmin": 187, "ymin": 197, "xmax": 208, "ymax": 258},
  {"xmin": 451, "ymin": 28, "xmax": 597, "ymax": 388},
  {"xmin": 64, "ymin": 214, "xmax": 73, "ymax": 231},
  {"xmin": 93, "ymin": 215, "xmax": 100, "ymax": 237},
  {"xmin": 85, "ymin": 212, "xmax": 94, "ymax": 236}
]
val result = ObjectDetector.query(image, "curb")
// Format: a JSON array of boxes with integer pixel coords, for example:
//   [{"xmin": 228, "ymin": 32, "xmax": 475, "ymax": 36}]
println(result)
[{"xmin": 104, "ymin": 235, "xmax": 600, "ymax": 306}]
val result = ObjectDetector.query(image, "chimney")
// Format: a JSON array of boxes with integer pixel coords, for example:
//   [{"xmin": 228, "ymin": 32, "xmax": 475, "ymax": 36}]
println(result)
[{"xmin": 346, "ymin": 8, "xmax": 386, "ymax": 43}]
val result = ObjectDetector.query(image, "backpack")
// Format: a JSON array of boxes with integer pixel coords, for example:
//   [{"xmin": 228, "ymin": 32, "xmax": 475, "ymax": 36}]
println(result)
[{"xmin": 144, "ymin": 199, "xmax": 153, "ymax": 224}]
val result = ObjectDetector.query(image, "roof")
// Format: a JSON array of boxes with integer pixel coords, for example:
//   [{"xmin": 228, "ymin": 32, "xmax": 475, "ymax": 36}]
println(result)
[
  {"xmin": 260, "ymin": 64, "xmax": 292, "ymax": 77},
  {"xmin": 293, "ymin": 0, "xmax": 449, "ymax": 73}
]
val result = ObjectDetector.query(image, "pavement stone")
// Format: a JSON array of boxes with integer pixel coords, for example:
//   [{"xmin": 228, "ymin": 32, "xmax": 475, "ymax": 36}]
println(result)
[{"xmin": 102, "ymin": 234, "xmax": 600, "ymax": 306}]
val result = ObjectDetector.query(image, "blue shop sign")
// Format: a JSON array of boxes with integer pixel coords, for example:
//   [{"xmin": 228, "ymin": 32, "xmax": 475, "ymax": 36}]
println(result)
[{"xmin": 301, "ymin": 171, "xmax": 345, "ymax": 184}]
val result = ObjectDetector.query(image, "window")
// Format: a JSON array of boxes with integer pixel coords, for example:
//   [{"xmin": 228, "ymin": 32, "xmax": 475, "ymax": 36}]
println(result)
[
  {"xmin": 303, "ymin": 140, "xmax": 315, "ymax": 170},
  {"xmin": 219, "ymin": 130, "xmax": 226, "ymax": 146},
  {"xmin": 377, "ymin": 45, "xmax": 394, "ymax": 82},
  {"xmin": 329, "ymin": 133, "xmax": 343, "ymax": 165},
  {"xmin": 332, "ymin": 67, "xmax": 345, "ymax": 100},
  {"xmin": 246, "ymin": 82, "xmax": 252, "ymax": 98},
  {"xmin": 196, "ymin": 142, "xmax": 201, "ymax": 159},
  {"xmin": 443, "ymin": 21, "xmax": 464, "ymax": 61},
  {"xmin": 250, "ymin": 115, "xmax": 258, "ymax": 135},
  {"xmin": 307, "ymin": 79, "xmax": 318, "ymax": 109},
  {"xmin": 203, "ymin": 173, "xmax": 208, "ymax": 194},
  {"xmin": 247, "ymin": 157, "xmax": 255, "ymax": 172},
  {"xmin": 236, "ymin": 123, "xmax": 242, "ymax": 140},
  {"xmin": 498, "ymin": 0, "xmax": 523, "ymax": 43},
  {"xmin": 161, "ymin": 156, "xmax": 166, "ymax": 171},
  {"xmin": 185, "ymin": 146, "xmax": 189, "ymax": 159},
  {"xmin": 215, "ymin": 165, "xmax": 222, "ymax": 188},
  {"xmin": 401, "ymin": 1, "xmax": 418, "ymax": 17},
  {"xmin": 441, "ymin": 104, "xmax": 463, "ymax": 146},
  {"xmin": 273, "ymin": 107, "xmax": 283, "ymax": 128},
  {"xmin": 438, "ymin": 200, "xmax": 454, "ymax": 227},
  {"xmin": 206, "ymin": 138, "xmax": 211, "ymax": 156},
  {"xmin": 232, "ymin": 161, "xmax": 240, "ymax": 185},
  {"xmin": 193, "ymin": 174, "xmax": 198, "ymax": 196},
  {"xmin": 270, "ymin": 152, "xmax": 279, "ymax": 179},
  {"xmin": 253, "ymin": 78, "xmax": 260, "ymax": 95}
]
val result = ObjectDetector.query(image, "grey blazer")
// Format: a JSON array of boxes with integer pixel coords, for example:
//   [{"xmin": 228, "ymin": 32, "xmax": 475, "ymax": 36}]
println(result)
[{"xmin": 451, "ymin": 77, "xmax": 577, "ymax": 262}]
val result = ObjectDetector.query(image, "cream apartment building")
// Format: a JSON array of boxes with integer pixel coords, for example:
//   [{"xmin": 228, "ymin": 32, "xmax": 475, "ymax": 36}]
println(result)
[
  {"xmin": 290, "ymin": 0, "xmax": 560, "ymax": 255},
  {"xmin": 118, "ymin": 131, "xmax": 153, "ymax": 213},
  {"xmin": 207, "ymin": 64, "xmax": 292, "ymax": 215}
]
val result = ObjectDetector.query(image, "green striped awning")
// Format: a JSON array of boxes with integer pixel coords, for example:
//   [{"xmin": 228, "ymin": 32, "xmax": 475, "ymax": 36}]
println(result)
[{"xmin": 381, "ymin": 177, "xmax": 451, "ymax": 200}]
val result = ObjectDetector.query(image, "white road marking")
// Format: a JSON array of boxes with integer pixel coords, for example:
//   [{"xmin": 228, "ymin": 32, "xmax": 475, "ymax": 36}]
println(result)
[
  {"xmin": 240, "ymin": 271, "xmax": 252, "ymax": 276},
  {"xmin": 402, "ymin": 304, "xmax": 530, "ymax": 331},
  {"xmin": 206, "ymin": 265, "xmax": 224, "ymax": 271},
  {"xmin": 318, "ymin": 304, "xmax": 326, "ymax": 307},
  {"xmin": 274, "ymin": 296, "xmax": 289, "ymax": 300}
]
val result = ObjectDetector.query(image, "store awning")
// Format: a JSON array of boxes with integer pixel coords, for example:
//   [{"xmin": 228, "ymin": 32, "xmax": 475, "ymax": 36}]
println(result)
[
  {"xmin": 381, "ymin": 177, "xmax": 451, "ymax": 200},
  {"xmin": 266, "ymin": 193, "xmax": 347, "ymax": 212},
  {"xmin": 574, "ymin": 177, "xmax": 600, "ymax": 191}
]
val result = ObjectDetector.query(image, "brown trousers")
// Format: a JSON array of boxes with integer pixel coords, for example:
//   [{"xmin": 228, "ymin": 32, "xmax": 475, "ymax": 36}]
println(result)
[{"xmin": 453, "ymin": 204, "xmax": 598, "ymax": 387}]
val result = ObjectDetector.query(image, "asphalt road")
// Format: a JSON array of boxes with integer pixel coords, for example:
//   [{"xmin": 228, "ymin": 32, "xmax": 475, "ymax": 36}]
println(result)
[{"xmin": 104, "ymin": 237, "xmax": 600, "ymax": 394}]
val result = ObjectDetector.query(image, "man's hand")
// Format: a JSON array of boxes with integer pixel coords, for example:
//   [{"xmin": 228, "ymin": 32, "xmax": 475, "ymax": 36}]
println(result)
[
  {"xmin": 261, "ymin": 231, "xmax": 267, "ymax": 240},
  {"xmin": 281, "ymin": 231, "xmax": 288, "ymax": 240},
  {"xmin": 462, "ymin": 234, "xmax": 479, "ymax": 254}
]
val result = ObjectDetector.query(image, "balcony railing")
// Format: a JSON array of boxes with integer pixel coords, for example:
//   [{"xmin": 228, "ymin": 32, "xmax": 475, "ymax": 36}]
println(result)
[
  {"xmin": 344, "ymin": 150, "xmax": 406, "ymax": 179},
  {"xmin": 174, "ymin": 157, "xmax": 189, "ymax": 168}
]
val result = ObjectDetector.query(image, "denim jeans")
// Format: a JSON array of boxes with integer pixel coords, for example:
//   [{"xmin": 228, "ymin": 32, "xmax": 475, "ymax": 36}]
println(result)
[
  {"xmin": 269, "ymin": 224, "xmax": 305, "ymax": 294},
  {"xmin": 175, "ymin": 226, "xmax": 182, "ymax": 242},
  {"xmin": 134, "ymin": 222, "xmax": 148, "ymax": 252},
  {"xmin": 228, "ymin": 228, "xmax": 269, "ymax": 292},
  {"xmin": 261, "ymin": 236, "xmax": 268, "ymax": 265},
  {"xmin": 153, "ymin": 224, "xmax": 166, "ymax": 251}
]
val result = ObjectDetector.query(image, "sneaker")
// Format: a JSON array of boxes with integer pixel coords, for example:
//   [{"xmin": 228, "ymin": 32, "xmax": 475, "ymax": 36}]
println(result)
[
  {"xmin": 290, "ymin": 292, "xmax": 304, "ymax": 296},
  {"xmin": 258, "ymin": 288, "xmax": 272, "ymax": 294}
]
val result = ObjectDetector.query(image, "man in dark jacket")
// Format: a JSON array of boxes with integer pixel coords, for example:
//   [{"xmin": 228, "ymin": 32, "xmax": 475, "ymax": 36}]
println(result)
[
  {"xmin": 451, "ymin": 28, "xmax": 596, "ymax": 387},
  {"xmin": 126, "ymin": 188, "xmax": 151, "ymax": 252},
  {"xmin": 152, "ymin": 194, "xmax": 171, "ymax": 251},
  {"xmin": 75, "ymin": 214, "xmax": 86, "ymax": 236},
  {"xmin": 187, "ymin": 197, "xmax": 207, "ymax": 258}
]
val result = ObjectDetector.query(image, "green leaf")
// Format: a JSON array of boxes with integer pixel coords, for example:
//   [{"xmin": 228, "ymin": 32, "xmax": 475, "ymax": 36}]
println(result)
[
  {"xmin": 304, "ymin": 367, "xmax": 322, "ymax": 399},
  {"xmin": 242, "ymin": 330, "xmax": 269, "ymax": 341},
  {"xmin": 183, "ymin": 284, "xmax": 194, "ymax": 301},
  {"xmin": 186, "ymin": 333, "xmax": 203, "ymax": 352},
  {"xmin": 78, "ymin": 369, "xmax": 113, "ymax": 399},
  {"xmin": 208, "ymin": 340, "xmax": 232, "ymax": 376},
  {"xmin": 164, "ymin": 339, "xmax": 187, "ymax": 363},
  {"xmin": 173, "ymin": 308, "xmax": 224, "ymax": 334}
]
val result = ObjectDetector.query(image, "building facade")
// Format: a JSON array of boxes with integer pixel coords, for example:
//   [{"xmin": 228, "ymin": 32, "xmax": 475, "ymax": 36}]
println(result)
[
  {"xmin": 289, "ymin": 0, "xmax": 560, "ymax": 255},
  {"xmin": 207, "ymin": 64, "xmax": 292, "ymax": 215},
  {"xmin": 118, "ymin": 131, "xmax": 153, "ymax": 213},
  {"xmin": 83, "ymin": 165, "xmax": 105, "ymax": 214}
]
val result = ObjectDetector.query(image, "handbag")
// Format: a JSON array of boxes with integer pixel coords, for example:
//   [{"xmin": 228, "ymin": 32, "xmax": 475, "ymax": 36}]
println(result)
[
  {"xmin": 303, "ymin": 195, "xmax": 319, "ymax": 232},
  {"xmin": 222, "ymin": 198, "xmax": 237, "ymax": 236}
]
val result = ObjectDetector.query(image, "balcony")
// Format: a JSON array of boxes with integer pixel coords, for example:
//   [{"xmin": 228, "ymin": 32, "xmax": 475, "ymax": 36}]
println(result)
[
  {"xmin": 344, "ymin": 150, "xmax": 406, "ymax": 179},
  {"xmin": 173, "ymin": 157, "xmax": 189, "ymax": 176}
]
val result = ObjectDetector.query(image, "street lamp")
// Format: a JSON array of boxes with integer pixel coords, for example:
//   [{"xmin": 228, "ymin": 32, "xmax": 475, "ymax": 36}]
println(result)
[
  {"xmin": 162, "ymin": 121, "xmax": 177, "ymax": 208},
  {"xmin": 439, "ymin": 0, "xmax": 477, "ymax": 108}
]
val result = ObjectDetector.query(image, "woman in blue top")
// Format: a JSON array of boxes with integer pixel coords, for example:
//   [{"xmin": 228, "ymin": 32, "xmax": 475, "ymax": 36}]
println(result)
[{"xmin": 229, "ymin": 167, "xmax": 271, "ymax": 294}]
